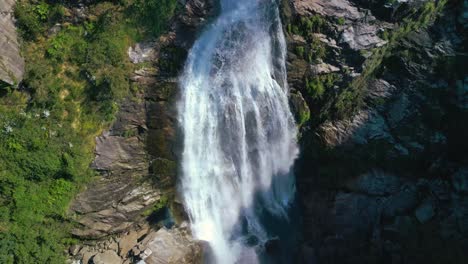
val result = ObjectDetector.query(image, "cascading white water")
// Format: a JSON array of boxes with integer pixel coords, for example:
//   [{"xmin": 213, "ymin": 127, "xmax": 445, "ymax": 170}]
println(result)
[{"xmin": 179, "ymin": 0, "xmax": 298, "ymax": 263}]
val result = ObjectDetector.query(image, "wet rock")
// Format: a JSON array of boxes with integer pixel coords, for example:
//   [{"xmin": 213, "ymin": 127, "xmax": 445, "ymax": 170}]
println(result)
[{"xmin": 0, "ymin": 0, "xmax": 25, "ymax": 85}]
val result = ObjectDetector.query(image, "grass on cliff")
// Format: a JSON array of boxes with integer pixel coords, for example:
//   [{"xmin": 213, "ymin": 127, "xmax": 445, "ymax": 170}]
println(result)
[{"xmin": 0, "ymin": 0, "xmax": 178, "ymax": 263}]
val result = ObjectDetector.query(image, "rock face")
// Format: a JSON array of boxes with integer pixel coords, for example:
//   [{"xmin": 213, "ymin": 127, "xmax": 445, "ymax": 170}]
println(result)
[
  {"xmin": 0, "ymin": 0, "xmax": 24, "ymax": 86},
  {"xmin": 73, "ymin": 224, "xmax": 203, "ymax": 264},
  {"xmin": 286, "ymin": 0, "xmax": 468, "ymax": 263},
  {"xmin": 69, "ymin": 0, "xmax": 214, "ymax": 262}
]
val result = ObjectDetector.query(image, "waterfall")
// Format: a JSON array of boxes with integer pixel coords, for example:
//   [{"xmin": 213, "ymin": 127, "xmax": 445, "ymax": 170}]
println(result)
[{"xmin": 178, "ymin": 0, "xmax": 298, "ymax": 263}]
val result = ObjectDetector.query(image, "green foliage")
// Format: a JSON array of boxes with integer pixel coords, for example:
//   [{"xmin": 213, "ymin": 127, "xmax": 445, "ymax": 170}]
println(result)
[
  {"xmin": 14, "ymin": 1, "xmax": 65, "ymax": 40},
  {"xmin": 301, "ymin": 15, "xmax": 326, "ymax": 33},
  {"xmin": 130, "ymin": 0, "xmax": 178, "ymax": 37},
  {"xmin": 142, "ymin": 195, "xmax": 169, "ymax": 217},
  {"xmin": 305, "ymin": 74, "xmax": 339, "ymax": 99},
  {"xmin": 307, "ymin": 36, "xmax": 326, "ymax": 62},
  {"xmin": 295, "ymin": 46, "xmax": 305, "ymax": 58},
  {"xmin": 2, "ymin": 0, "xmax": 179, "ymax": 262},
  {"xmin": 336, "ymin": 17, "xmax": 346, "ymax": 25},
  {"xmin": 332, "ymin": 0, "xmax": 448, "ymax": 119}
]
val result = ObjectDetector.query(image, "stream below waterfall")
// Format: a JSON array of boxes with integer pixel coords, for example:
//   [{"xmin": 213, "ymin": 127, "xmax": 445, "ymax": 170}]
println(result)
[{"xmin": 178, "ymin": 0, "xmax": 300, "ymax": 263}]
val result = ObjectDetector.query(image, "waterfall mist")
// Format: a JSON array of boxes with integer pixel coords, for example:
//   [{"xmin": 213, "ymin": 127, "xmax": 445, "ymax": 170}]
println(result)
[{"xmin": 178, "ymin": 0, "xmax": 299, "ymax": 263}]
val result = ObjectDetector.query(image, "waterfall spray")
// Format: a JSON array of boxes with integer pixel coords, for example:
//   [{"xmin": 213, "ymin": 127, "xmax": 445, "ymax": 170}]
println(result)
[{"xmin": 179, "ymin": 0, "xmax": 298, "ymax": 263}]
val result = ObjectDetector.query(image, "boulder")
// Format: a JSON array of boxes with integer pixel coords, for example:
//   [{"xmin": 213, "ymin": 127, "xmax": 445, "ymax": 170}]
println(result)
[
  {"xmin": 340, "ymin": 23, "xmax": 387, "ymax": 50},
  {"xmin": 92, "ymin": 250, "xmax": 123, "ymax": 264},
  {"xmin": 118, "ymin": 231, "xmax": 139, "ymax": 257},
  {"xmin": 138, "ymin": 228, "xmax": 203, "ymax": 264}
]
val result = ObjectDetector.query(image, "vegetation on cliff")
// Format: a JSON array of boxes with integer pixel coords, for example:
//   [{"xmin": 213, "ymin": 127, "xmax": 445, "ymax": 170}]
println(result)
[{"xmin": 0, "ymin": 0, "xmax": 177, "ymax": 263}]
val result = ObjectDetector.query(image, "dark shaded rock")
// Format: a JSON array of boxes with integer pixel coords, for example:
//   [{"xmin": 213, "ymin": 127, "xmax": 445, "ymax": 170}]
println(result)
[
  {"xmin": 347, "ymin": 171, "xmax": 401, "ymax": 195},
  {"xmin": 382, "ymin": 184, "xmax": 419, "ymax": 218},
  {"xmin": 333, "ymin": 192, "xmax": 380, "ymax": 240},
  {"xmin": 414, "ymin": 199, "xmax": 435, "ymax": 224},
  {"xmin": 290, "ymin": 90, "xmax": 310, "ymax": 126},
  {"xmin": 452, "ymin": 168, "xmax": 468, "ymax": 194}
]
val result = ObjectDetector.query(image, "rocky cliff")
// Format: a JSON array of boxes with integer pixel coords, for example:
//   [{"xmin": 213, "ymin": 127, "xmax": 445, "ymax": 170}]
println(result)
[
  {"xmin": 283, "ymin": 0, "xmax": 468, "ymax": 263},
  {"xmin": 0, "ymin": 0, "xmax": 24, "ymax": 86},
  {"xmin": 68, "ymin": 0, "xmax": 214, "ymax": 263}
]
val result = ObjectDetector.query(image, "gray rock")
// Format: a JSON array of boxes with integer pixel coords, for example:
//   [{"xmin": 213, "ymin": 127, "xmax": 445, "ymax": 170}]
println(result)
[
  {"xmin": 310, "ymin": 62, "xmax": 340, "ymax": 74},
  {"xmin": 367, "ymin": 79, "xmax": 396, "ymax": 100},
  {"xmin": 0, "ymin": 0, "xmax": 25, "ymax": 85},
  {"xmin": 128, "ymin": 42, "xmax": 157, "ymax": 64},
  {"xmin": 293, "ymin": 0, "xmax": 364, "ymax": 21},
  {"xmin": 340, "ymin": 23, "xmax": 387, "ymax": 50},
  {"xmin": 320, "ymin": 109, "xmax": 395, "ymax": 147}
]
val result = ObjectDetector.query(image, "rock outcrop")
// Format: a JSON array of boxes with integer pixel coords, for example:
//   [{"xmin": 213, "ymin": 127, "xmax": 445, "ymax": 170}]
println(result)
[
  {"xmin": 0, "ymin": 0, "xmax": 24, "ymax": 86},
  {"xmin": 71, "ymin": 223, "xmax": 203, "ymax": 264},
  {"xmin": 68, "ymin": 0, "xmax": 214, "ymax": 262},
  {"xmin": 285, "ymin": 0, "xmax": 468, "ymax": 263}
]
